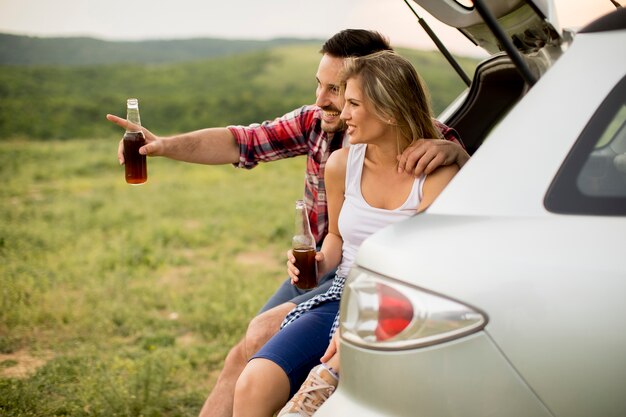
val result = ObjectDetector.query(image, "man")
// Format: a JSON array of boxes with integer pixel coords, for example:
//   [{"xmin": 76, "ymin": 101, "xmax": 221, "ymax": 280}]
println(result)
[{"xmin": 106, "ymin": 29, "xmax": 469, "ymax": 417}]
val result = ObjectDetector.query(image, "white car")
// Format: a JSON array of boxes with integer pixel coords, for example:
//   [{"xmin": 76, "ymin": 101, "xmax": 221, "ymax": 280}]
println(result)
[{"xmin": 317, "ymin": 1, "xmax": 626, "ymax": 416}]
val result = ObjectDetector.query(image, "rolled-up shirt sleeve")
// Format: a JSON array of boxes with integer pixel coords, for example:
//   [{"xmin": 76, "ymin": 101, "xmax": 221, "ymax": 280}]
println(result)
[
  {"xmin": 228, "ymin": 105, "xmax": 316, "ymax": 169},
  {"xmin": 435, "ymin": 120, "xmax": 465, "ymax": 148}
]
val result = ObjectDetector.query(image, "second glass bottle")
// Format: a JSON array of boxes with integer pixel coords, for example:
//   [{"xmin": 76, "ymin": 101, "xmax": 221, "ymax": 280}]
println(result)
[{"xmin": 292, "ymin": 199, "xmax": 318, "ymax": 289}]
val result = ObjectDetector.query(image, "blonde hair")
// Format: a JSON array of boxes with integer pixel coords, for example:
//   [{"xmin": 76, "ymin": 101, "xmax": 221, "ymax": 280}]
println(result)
[{"xmin": 341, "ymin": 50, "xmax": 441, "ymax": 153}]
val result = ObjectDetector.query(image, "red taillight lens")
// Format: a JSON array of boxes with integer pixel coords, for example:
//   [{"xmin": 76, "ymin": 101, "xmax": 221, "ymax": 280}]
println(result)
[
  {"xmin": 341, "ymin": 267, "xmax": 487, "ymax": 350},
  {"xmin": 375, "ymin": 283, "xmax": 414, "ymax": 341}
]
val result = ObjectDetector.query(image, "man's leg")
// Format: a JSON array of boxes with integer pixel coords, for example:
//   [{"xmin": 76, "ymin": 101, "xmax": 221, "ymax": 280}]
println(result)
[
  {"xmin": 198, "ymin": 302, "xmax": 295, "ymax": 417},
  {"xmin": 197, "ymin": 272, "xmax": 336, "ymax": 417}
]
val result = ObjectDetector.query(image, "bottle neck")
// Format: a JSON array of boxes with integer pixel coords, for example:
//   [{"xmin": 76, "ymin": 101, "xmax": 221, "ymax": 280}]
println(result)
[
  {"xmin": 126, "ymin": 99, "xmax": 142, "ymax": 133},
  {"xmin": 294, "ymin": 207, "xmax": 310, "ymax": 234},
  {"xmin": 293, "ymin": 200, "xmax": 314, "ymax": 249}
]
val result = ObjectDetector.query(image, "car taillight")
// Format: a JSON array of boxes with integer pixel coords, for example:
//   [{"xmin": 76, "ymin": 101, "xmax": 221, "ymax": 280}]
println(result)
[
  {"xmin": 375, "ymin": 283, "xmax": 414, "ymax": 341},
  {"xmin": 341, "ymin": 267, "xmax": 487, "ymax": 350}
]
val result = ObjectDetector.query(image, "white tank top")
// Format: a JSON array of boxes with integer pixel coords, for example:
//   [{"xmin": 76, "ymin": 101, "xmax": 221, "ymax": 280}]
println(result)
[{"xmin": 336, "ymin": 143, "xmax": 425, "ymax": 278}]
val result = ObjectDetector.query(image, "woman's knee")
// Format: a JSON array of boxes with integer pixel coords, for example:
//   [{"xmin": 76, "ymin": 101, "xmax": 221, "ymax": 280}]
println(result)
[
  {"xmin": 234, "ymin": 359, "xmax": 290, "ymax": 407},
  {"xmin": 234, "ymin": 364, "xmax": 258, "ymax": 401}
]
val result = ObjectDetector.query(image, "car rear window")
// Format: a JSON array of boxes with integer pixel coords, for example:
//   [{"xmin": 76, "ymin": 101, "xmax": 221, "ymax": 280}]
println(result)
[{"xmin": 545, "ymin": 75, "xmax": 626, "ymax": 216}]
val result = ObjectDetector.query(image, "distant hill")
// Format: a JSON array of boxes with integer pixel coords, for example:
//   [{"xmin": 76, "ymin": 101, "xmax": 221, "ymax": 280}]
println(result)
[
  {"xmin": 0, "ymin": 33, "xmax": 323, "ymax": 66},
  {"xmin": 0, "ymin": 34, "xmax": 478, "ymax": 141}
]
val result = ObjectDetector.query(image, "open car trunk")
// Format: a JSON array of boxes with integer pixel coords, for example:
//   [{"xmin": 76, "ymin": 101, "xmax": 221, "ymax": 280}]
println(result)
[{"xmin": 411, "ymin": 0, "xmax": 566, "ymax": 154}]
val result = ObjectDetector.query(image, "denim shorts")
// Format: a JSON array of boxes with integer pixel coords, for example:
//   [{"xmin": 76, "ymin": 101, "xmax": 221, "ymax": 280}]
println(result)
[{"xmin": 251, "ymin": 300, "xmax": 340, "ymax": 397}]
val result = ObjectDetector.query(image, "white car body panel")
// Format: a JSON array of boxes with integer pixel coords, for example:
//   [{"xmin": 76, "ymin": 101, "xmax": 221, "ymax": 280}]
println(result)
[
  {"xmin": 433, "ymin": 31, "xmax": 626, "ymax": 217},
  {"xmin": 349, "ymin": 214, "xmax": 626, "ymax": 416},
  {"xmin": 316, "ymin": 8, "xmax": 626, "ymax": 417}
]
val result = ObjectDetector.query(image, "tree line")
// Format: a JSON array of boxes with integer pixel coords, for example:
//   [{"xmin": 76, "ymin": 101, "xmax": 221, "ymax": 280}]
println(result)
[{"xmin": 0, "ymin": 44, "xmax": 477, "ymax": 141}]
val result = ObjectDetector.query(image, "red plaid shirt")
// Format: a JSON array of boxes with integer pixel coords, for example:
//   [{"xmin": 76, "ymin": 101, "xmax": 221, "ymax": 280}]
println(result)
[{"xmin": 228, "ymin": 105, "xmax": 462, "ymax": 244}]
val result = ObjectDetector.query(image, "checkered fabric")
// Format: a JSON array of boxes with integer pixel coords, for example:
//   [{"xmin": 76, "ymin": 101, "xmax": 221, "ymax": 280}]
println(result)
[{"xmin": 280, "ymin": 275, "xmax": 346, "ymax": 340}]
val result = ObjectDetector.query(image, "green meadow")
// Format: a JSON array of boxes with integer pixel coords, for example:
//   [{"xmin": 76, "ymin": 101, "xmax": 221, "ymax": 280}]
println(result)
[
  {"xmin": 0, "ymin": 38, "xmax": 477, "ymax": 415},
  {"xmin": 0, "ymin": 138, "xmax": 304, "ymax": 415}
]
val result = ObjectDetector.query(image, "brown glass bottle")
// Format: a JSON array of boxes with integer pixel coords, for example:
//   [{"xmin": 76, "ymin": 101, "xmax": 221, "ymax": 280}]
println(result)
[
  {"xmin": 293, "ymin": 247, "xmax": 318, "ymax": 289},
  {"xmin": 123, "ymin": 98, "xmax": 147, "ymax": 185},
  {"xmin": 292, "ymin": 200, "xmax": 318, "ymax": 289}
]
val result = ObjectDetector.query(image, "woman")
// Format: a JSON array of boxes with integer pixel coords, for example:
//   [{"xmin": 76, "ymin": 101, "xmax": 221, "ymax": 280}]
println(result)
[{"xmin": 233, "ymin": 50, "xmax": 459, "ymax": 417}]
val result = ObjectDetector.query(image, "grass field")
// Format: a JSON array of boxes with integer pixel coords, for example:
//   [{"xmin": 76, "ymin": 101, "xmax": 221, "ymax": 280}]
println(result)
[{"xmin": 0, "ymin": 138, "xmax": 305, "ymax": 416}]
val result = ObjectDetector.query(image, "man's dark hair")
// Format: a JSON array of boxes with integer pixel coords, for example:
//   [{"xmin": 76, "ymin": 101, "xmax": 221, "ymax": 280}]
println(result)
[{"xmin": 321, "ymin": 29, "xmax": 393, "ymax": 58}]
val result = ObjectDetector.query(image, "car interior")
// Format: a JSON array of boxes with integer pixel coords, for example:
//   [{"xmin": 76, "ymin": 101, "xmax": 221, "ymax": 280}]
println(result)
[
  {"xmin": 442, "ymin": 53, "xmax": 528, "ymax": 155},
  {"xmin": 428, "ymin": 4, "xmax": 626, "ymax": 160},
  {"xmin": 403, "ymin": 0, "xmax": 555, "ymax": 156}
]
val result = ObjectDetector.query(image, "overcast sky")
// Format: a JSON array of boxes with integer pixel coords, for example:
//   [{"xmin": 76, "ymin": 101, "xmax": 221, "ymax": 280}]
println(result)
[{"xmin": 0, "ymin": 0, "xmax": 618, "ymax": 57}]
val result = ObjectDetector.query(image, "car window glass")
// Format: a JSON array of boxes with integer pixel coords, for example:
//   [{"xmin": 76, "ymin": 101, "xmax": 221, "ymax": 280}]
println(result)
[
  {"xmin": 577, "ymin": 103, "xmax": 626, "ymax": 197},
  {"xmin": 545, "ymin": 75, "xmax": 626, "ymax": 216},
  {"xmin": 594, "ymin": 106, "xmax": 626, "ymax": 149}
]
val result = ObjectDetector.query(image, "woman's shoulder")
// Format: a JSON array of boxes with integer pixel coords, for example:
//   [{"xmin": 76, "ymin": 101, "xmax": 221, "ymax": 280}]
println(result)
[
  {"xmin": 419, "ymin": 164, "xmax": 460, "ymax": 211},
  {"xmin": 423, "ymin": 164, "xmax": 459, "ymax": 194},
  {"xmin": 428, "ymin": 163, "xmax": 459, "ymax": 182},
  {"xmin": 327, "ymin": 147, "xmax": 350, "ymax": 169},
  {"xmin": 326, "ymin": 147, "xmax": 350, "ymax": 181},
  {"xmin": 426, "ymin": 164, "xmax": 459, "ymax": 180}
]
